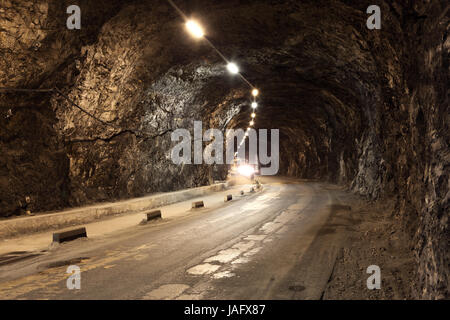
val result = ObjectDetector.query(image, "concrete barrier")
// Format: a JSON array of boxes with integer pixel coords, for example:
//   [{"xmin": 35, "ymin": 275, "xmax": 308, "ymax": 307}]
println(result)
[
  {"xmin": 192, "ymin": 201, "xmax": 205, "ymax": 209},
  {"xmin": 145, "ymin": 210, "xmax": 162, "ymax": 221},
  {"xmin": 224, "ymin": 195, "xmax": 232, "ymax": 202},
  {"xmin": 0, "ymin": 182, "xmax": 228, "ymax": 239},
  {"xmin": 53, "ymin": 227, "xmax": 87, "ymax": 243}
]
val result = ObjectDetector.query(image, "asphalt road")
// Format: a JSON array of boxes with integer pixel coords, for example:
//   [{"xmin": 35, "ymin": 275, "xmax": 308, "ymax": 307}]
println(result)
[{"xmin": 0, "ymin": 177, "xmax": 355, "ymax": 300}]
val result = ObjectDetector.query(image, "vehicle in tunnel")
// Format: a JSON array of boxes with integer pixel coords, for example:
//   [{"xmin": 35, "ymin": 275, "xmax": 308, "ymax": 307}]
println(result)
[{"xmin": 0, "ymin": 0, "xmax": 448, "ymax": 307}]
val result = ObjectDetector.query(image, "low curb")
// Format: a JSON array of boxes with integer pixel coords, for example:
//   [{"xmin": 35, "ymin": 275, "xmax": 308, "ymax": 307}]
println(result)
[
  {"xmin": 192, "ymin": 201, "xmax": 205, "ymax": 209},
  {"xmin": 53, "ymin": 227, "xmax": 87, "ymax": 243},
  {"xmin": 0, "ymin": 182, "xmax": 227, "ymax": 240}
]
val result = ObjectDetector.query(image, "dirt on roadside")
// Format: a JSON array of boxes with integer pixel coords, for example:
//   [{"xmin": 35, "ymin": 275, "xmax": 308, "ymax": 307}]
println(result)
[{"xmin": 322, "ymin": 196, "xmax": 416, "ymax": 300}]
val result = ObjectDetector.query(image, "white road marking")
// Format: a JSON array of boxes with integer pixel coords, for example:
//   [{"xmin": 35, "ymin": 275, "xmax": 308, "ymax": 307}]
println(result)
[
  {"xmin": 187, "ymin": 263, "xmax": 220, "ymax": 275},
  {"xmin": 205, "ymin": 249, "xmax": 242, "ymax": 263},
  {"xmin": 244, "ymin": 235, "xmax": 266, "ymax": 241},
  {"xmin": 142, "ymin": 284, "xmax": 190, "ymax": 300},
  {"xmin": 186, "ymin": 194, "xmax": 307, "ymax": 282},
  {"xmin": 231, "ymin": 257, "xmax": 251, "ymax": 264},
  {"xmin": 212, "ymin": 271, "xmax": 235, "ymax": 279}
]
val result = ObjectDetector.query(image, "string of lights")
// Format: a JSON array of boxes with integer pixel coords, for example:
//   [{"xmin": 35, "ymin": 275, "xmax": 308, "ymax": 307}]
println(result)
[
  {"xmin": 1, "ymin": 1, "xmax": 262, "ymax": 159},
  {"xmin": 166, "ymin": 0, "xmax": 261, "ymax": 157}
]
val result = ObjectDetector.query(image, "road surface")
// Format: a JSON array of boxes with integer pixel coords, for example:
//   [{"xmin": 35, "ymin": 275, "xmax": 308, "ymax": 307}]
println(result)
[{"xmin": 0, "ymin": 177, "xmax": 356, "ymax": 300}]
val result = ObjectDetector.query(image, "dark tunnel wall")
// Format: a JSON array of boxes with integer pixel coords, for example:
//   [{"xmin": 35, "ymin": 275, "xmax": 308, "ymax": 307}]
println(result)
[{"xmin": 0, "ymin": 0, "xmax": 448, "ymax": 298}]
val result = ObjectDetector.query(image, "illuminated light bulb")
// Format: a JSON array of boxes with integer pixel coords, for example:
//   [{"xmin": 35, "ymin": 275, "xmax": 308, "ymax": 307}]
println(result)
[
  {"xmin": 227, "ymin": 62, "xmax": 239, "ymax": 74},
  {"xmin": 250, "ymin": 120, "xmax": 254, "ymax": 126},
  {"xmin": 251, "ymin": 102, "xmax": 257, "ymax": 109},
  {"xmin": 252, "ymin": 89, "xmax": 259, "ymax": 97},
  {"xmin": 251, "ymin": 113, "xmax": 256, "ymax": 118},
  {"xmin": 186, "ymin": 20, "xmax": 204, "ymax": 38}
]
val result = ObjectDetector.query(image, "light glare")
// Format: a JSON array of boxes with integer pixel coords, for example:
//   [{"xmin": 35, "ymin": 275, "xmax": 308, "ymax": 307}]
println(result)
[
  {"xmin": 237, "ymin": 164, "xmax": 255, "ymax": 177},
  {"xmin": 186, "ymin": 20, "xmax": 204, "ymax": 38},
  {"xmin": 251, "ymin": 113, "xmax": 256, "ymax": 118},
  {"xmin": 251, "ymin": 102, "xmax": 258, "ymax": 109},
  {"xmin": 227, "ymin": 62, "xmax": 239, "ymax": 74},
  {"xmin": 252, "ymin": 89, "xmax": 259, "ymax": 97}
]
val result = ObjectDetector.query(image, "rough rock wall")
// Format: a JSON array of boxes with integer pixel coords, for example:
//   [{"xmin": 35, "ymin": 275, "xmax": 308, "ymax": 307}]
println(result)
[
  {"xmin": 403, "ymin": 2, "xmax": 449, "ymax": 299},
  {"xmin": 52, "ymin": 2, "xmax": 243, "ymax": 206},
  {"xmin": 0, "ymin": 0, "xmax": 124, "ymax": 215},
  {"xmin": 345, "ymin": 1, "xmax": 449, "ymax": 298}
]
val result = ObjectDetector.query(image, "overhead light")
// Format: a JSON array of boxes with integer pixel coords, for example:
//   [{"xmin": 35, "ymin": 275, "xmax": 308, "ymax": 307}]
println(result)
[
  {"xmin": 186, "ymin": 20, "xmax": 204, "ymax": 38},
  {"xmin": 252, "ymin": 89, "xmax": 259, "ymax": 97},
  {"xmin": 251, "ymin": 113, "xmax": 256, "ymax": 118},
  {"xmin": 250, "ymin": 120, "xmax": 254, "ymax": 126},
  {"xmin": 227, "ymin": 62, "xmax": 239, "ymax": 74},
  {"xmin": 251, "ymin": 102, "xmax": 258, "ymax": 109}
]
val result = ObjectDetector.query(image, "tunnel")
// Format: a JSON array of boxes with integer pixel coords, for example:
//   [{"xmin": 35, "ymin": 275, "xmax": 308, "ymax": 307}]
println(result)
[{"xmin": 0, "ymin": 0, "xmax": 448, "ymax": 299}]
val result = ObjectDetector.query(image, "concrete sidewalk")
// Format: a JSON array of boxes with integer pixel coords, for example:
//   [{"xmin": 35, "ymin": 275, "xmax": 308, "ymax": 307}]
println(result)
[
  {"xmin": 0, "ymin": 182, "xmax": 229, "ymax": 240},
  {"xmin": 0, "ymin": 183, "xmax": 258, "ymax": 255}
]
